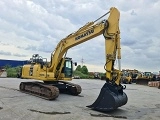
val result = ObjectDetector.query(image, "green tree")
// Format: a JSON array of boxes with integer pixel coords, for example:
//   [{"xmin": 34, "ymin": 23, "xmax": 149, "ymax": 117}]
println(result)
[
  {"xmin": 81, "ymin": 65, "xmax": 88, "ymax": 74},
  {"xmin": 76, "ymin": 65, "xmax": 81, "ymax": 71}
]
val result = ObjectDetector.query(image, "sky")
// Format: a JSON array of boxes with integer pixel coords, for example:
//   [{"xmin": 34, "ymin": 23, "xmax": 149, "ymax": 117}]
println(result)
[{"xmin": 0, "ymin": 0, "xmax": 160, "ymax": 73}]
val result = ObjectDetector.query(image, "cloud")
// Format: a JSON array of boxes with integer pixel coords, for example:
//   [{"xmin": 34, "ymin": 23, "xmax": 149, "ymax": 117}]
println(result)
[
  {"xmin": 0, "ymin": 50, "xmax": 11, "ymax": 55},
  {"xmin": 0, "ymin": 0, "xmax": 160, "ymax": 72},
  {"xmin": 13, "ymin": 53, "xmax": 27, "ymax": 57}
]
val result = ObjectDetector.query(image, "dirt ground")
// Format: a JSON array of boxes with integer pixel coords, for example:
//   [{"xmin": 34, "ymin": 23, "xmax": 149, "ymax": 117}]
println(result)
[{"xmin": 0, "ymin": 78, "xmax": 160, "ymax": 120}]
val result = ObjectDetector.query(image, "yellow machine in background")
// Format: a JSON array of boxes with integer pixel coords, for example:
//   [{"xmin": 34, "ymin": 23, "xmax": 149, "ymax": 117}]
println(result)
[
  {"xmin": 121, "ymin": 69, "xmax": 138, "ymax": 84},
  {"xmin": 121, "ymin": 69, "xmax": 153, "ymax": 85},
  {"xmin": 121, "ymin": 69, "xmax": 132, "ymax": 84},
  {"xmin": 19, "ymin": 7, "xmax": 127, "ymax": 112},
  {"xmin": 136, "ymin": 72, "xmax": 153, "ymax": 85}
]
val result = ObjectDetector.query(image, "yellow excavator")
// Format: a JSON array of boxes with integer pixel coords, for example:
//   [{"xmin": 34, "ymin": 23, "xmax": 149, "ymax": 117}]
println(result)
[{"xmin": 19, "ymin": 7, "xmax": 127, "ymax": 112}]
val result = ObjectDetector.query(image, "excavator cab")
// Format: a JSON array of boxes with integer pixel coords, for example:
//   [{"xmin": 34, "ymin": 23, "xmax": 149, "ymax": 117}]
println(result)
[{"xmin": 62, "ymin": 58, "xmax": 73, "ymax": 78}]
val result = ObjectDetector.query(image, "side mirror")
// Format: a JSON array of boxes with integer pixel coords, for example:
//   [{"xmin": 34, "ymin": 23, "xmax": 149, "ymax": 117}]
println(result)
[{"xmin": 74, "ymin": 62, "xmax": 77, "ymax": 66}]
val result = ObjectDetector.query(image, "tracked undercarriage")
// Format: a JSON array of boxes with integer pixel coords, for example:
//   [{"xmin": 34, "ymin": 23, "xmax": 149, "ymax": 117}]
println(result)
[{"xmin": 19, "ymin": 81, "xmax": 82, "ymax": 100}]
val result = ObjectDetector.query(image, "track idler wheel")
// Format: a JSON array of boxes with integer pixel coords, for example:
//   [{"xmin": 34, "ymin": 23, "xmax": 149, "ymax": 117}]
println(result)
[
  {"xmin": 87, "ymin": 82, "xmax": 128, "ymax": 112},
  {"xmin": 19, "ymin": 82, "xmax": 25, "ymax": 90}
]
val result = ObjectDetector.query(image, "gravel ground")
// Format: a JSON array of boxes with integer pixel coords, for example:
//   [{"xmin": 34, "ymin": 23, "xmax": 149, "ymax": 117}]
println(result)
[{"xmin": 0, "ymin": 78, "xmax": 160, "ymax": 120}]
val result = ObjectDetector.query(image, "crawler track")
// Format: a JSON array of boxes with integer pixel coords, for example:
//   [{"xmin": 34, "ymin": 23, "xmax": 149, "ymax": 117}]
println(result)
[
  {"xmin": 44, "ymin": 81, "xmax": 82, "ymax": 96},
  {"xmin": 19, "ymin": 81, "xmax": 82, "ymax": 100},
  {"xmin": 19, "ymin": 82, "xmax": 59, "ymax": 100},
  {"xmin": 58, "ymin": 81, "xmax": 82, "ymax": 95}
]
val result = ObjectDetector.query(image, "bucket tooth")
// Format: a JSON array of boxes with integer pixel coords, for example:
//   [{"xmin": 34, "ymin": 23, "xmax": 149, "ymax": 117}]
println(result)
[{"xmin": 87, "ymin": 82, "xmax": 128, "ymax": 112}]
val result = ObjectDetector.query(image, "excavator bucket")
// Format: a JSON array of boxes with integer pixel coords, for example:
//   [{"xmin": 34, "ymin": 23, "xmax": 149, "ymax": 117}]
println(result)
[{"xmin": 87, "ymin": 82, "xmax": 128, "ymax": 112}]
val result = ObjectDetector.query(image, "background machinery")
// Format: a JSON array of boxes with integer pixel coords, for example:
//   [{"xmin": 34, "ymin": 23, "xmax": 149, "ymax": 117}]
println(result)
[
  {"xmin": 136, "ymin": 71, "xmax": 154, "ymax": 85},
  {"xmin": 121, "ymin": 69, "xmax": 139, "ymax": 84},
  {"xmin": 121, "ymin": 69, "xmax": 132, "ymax": 84},
  {"xmin": 93, "ymin": 72, "xmax": 101, "ymax": 79},
  {"xmin": 19, "ymin": 7, "xmax": 127, "ymax": 112}
]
